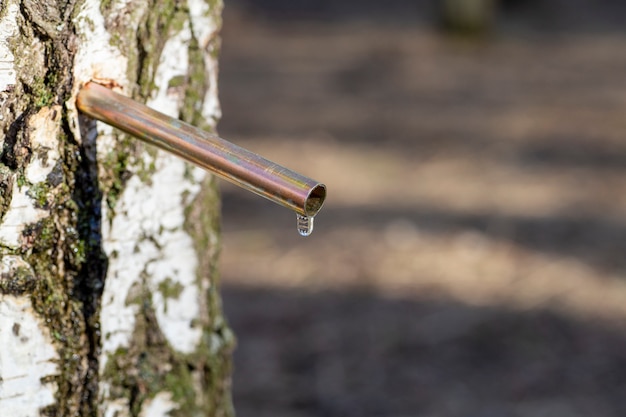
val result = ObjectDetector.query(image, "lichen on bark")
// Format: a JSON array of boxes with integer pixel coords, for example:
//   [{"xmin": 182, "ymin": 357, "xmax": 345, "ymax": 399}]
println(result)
[
  {"xmin": 93, "ymin": 0, "xmax": 233, "ymax": 416},
  {"xmin": 0, "ymin": 0, "xmax": 232, "ymax": 415},
  {"xmin": 0, "ymin": 0, "xmax": 106, "ymax": 415}
]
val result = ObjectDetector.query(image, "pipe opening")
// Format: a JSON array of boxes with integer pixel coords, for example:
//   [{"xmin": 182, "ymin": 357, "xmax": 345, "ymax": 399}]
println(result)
[{"xmin": 304, "ymin": 184, "xmax": 327, "ymax": 216}]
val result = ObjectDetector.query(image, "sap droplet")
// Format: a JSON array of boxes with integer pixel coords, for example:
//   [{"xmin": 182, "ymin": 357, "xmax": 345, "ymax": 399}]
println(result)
[{"xmin": 296, "ymin": 214, "xmax": 314, "ymax": 237}]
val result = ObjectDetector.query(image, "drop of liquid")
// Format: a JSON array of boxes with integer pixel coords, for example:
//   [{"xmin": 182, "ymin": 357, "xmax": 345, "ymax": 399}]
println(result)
[{"xmin": 296, "ymin": 214, "xmax": 314, "ymax": 237}]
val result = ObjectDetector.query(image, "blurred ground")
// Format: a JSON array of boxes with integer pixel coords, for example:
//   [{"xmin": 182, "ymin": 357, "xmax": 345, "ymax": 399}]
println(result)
[{"xmin": 216, "ymin": 1, "xmax": 626, "ymax": 416}]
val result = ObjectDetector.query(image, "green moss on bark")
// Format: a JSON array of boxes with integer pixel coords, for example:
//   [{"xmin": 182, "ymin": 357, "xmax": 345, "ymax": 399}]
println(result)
[
  {"xmin": 180, "ymin": 36, "xmax": 211, "ymax": 130},
  {"xmin": 185, "ymin": 175, "xmax": 235, "ymax": 417},
  {"xmin": 0, "ymin": 2, "xmax": 113, "ymax": 416},
  {"xmin": 0, "ymin": 163, "xmax": 15, "ymax": 220},
  {"xmin": 135, "ymin": 0, "xmax": 189, "ymax": 100},
  {"xmin": 102, "ymin": 268, "xmax": 234, "ymax": 417},
  {"xmin": 1, "ymin": 1, "xmax": 231, "ymax": 415},
  {"xmin": 96, "ymin": 1, "xmax": 233, "ymax": 415}
]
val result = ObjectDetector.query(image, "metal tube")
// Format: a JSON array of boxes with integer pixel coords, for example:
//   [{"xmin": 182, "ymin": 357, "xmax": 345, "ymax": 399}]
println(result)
[{"xmin": 76, "ymin": 82, "xmax": 326, "ymax": 217}]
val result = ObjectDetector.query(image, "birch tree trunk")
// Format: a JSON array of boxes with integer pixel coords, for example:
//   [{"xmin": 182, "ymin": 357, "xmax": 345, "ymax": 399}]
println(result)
[{"xmin": 0, "ymin": 1, "xmax": 234, "ymax": 416}]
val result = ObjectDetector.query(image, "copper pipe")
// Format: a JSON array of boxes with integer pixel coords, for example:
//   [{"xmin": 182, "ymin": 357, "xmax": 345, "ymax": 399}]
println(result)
[{"xmin": 76, "ymin": 82, "xmax": 326, "ymax": 217}]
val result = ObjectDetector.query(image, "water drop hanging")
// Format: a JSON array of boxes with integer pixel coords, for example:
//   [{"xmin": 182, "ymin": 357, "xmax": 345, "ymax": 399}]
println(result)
[{"xmin": 296, "ymin": 214, "xmax": 314, "ymax": 237}]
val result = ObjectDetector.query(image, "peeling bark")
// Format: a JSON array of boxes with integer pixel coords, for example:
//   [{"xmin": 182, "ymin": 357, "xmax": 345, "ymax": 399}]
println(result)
[{"xmin": 0, "ymin": 1, "xmax": 232, "ymax": 416}]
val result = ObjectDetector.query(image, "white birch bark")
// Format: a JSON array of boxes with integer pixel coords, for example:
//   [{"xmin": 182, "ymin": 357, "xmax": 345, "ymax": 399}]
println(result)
[{"xmin": 0, "ymin": 1, "xmax": 233, "ymax": 416}]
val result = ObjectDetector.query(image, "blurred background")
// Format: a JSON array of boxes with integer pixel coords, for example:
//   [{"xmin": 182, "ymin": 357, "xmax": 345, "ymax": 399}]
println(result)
[{"xmin": 216, "ymin": 1, "xmax": 626, "ymax": 416}]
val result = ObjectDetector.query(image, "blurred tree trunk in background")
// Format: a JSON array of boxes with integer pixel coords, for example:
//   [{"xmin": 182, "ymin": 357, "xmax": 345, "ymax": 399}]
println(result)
[
  {"xmin": 440, "ymin": 0, "xmax": 497, "ymax": 33},
  {"xmin": 0, "ymin": 0, "xmax": 234, "ymax": 416}
]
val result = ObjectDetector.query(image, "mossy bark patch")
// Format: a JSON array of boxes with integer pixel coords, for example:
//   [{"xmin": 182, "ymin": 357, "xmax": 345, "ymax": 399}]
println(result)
[
  {"xmin": 95, "ymin": 0, "xmax": 234, "ymax": 415},
  {"xmin": 1, "ymin": 0, "xmax": 232, "ymax": 415},
  {"xmin": 0, "ymin": 0, "xmax": 107, "ymax": 415}
]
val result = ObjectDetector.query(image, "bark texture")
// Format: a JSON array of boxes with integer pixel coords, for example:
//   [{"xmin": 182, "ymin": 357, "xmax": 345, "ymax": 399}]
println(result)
[{"xmin": 0, "ymin": 1, "xmax": 233, "ymax": 416}]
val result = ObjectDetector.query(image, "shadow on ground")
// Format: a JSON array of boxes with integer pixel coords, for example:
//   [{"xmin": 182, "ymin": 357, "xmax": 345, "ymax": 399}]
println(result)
[{"xmin": 224, "ymin": 285, "xmax": 626, "ymax": 417}]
